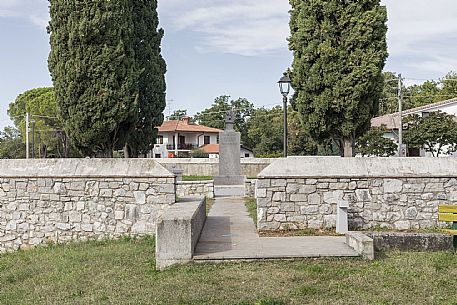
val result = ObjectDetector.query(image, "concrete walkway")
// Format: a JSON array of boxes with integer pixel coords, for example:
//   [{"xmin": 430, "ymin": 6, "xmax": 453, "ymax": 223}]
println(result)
[{"xmin": 194, "ymin": 197, "xmax": 358, "ymax": 261}]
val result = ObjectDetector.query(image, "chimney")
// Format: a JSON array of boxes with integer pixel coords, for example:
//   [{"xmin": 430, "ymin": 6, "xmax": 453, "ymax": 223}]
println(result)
[{"xmin": 181, "ymin": 116, "xmax": 190, "ymax": 125}]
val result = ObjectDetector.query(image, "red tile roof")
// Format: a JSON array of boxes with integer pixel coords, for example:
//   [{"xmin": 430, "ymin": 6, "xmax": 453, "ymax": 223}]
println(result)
[
  {"xmin": 201, "ymin": 144, "xmax": 220, "ymax": 154},
  {"xmin": 158, "ymin": 117, "xmax": 223, "ymax": 133}
]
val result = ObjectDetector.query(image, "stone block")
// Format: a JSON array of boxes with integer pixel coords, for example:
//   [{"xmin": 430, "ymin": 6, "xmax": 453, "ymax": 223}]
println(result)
[
  {"xmin": 323, "ymin": 190, "xmax": 344, "ymax": 204},
  {"xmin": 300, "ymin": 205, "xmax": 319, "ymax": 215},
  {"xmin": 383, "ymin": 179, "xmax": 403, "ymax": 193},
  {"xmin": 155, "ymin": 198, "xmax": 206, "ymax": 270},
  {"xmin": 298, "ymin": 185, "xmax": 317, "ymax": 194},
  {"xmin": 355, "ymin": 189, "xmax": 372, "ymax": 202},
  {"xmin": 134, "ymin": 191, "xmax": 146, "ymax": 205},
  {"xmin": 290, "ymin": 194, "xmax": 307, "ymax": 202},
  {"xmin": 308, "ymin": 193, "xmax": 321, "ymax": 205}
]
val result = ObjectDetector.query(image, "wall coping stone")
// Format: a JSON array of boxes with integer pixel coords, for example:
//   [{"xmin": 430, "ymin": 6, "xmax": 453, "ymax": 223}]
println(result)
[
  {"xmin": 156, "ymin": 158, "xmax": 277, "ymax": 164},
  {"xmin": 177, "ymin": 180, "xmax": 213, "ymax": 185},
  {"xmin": 258, "ymin": 157, "xmax": 457, "ymax": 179},
  {"xmin": 0, "ymin": 159, "xmax": 175, "ymax": 178}
]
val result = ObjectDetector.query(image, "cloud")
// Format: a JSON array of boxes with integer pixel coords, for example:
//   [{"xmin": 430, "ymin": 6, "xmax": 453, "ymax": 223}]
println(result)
[
  {"xmin": 160, "ymin": 0, "xmax": 290, "ymax": 56},
  {"xmin": 0, "ymin": 0, "xmax": 48, "ymax": 28},
  {"xmin": 382, "ymin": 0, "xmax": 457, "ymax": 77}
]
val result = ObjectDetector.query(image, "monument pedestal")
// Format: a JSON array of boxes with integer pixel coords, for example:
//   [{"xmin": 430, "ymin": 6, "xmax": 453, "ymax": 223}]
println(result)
[
  {"xmin": 213, "ymin": 175, "xmax": 246, "ymax": 186},
  {"xmin": 214, "ymin": 185, "xmax": 245, "ymax": 197},
  {"xmin": 214, "ymin": 110, "xmax": 246, "ymax": 197}
]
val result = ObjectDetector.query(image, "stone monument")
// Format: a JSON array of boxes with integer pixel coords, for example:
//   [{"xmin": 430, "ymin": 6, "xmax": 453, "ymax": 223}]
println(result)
[{"xmin": 213, "ymin": 109, "xmax": 246, "ymax": 197}]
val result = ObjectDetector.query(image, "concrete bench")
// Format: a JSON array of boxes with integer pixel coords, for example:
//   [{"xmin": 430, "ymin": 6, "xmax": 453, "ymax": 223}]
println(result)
[{"xmin": 155, "ymin": 197, "xmax": 206, "ymax": 270}]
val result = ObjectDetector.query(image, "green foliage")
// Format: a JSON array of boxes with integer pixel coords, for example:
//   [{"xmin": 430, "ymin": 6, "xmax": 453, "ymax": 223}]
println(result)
[
  {"xmin": 0, "ymin": 127, "xmax": 25, "ymax": 159},
  {"xmin": 289, "ymin": 0, "xmax": 388, "ymax": 156},
  {"xmin": 168, "ymin": 109, "xmax": 188, "ymax": 121},
  {"xmin": 379, "ymin": 71, "xmax": 457, "ymax": 116},
  {"xmin": 7, "ymin": 87, "xmax": 76, "ymax": 158},
  {"xmin": 189, "ymin": 148, "xmax": 209, "ymax": 158},
  {"xmin": 194, "ymin": 96, "xmax": 254, "ymax": 147},
  {"xmin": 126, "ymin": 0, "xmax": 166, "ymax": 157},
  {"xmin": 356, "ymin": 125, "xmax": 397, "ymax": 157},
  {"xmin": 247, "ymin": 106, "xmax": 284, "ymax": 156},
  {"xmin": 403, "ymin": 112, "xmax": 457, "ymax": 156},
  {"xmin": 247, "ymin": 106, "xmax": 317, "ymax": 157},
  {"xmin": 49, "ymin": 0, "xmax": 165, "ymax": 157}
]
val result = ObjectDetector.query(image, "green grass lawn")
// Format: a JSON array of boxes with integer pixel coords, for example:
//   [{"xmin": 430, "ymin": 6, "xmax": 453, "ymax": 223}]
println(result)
[
  {"xmin": 245, "ymin": 197, "xmax": 257, "ymax": 225},
  {"xmin": 1, "ymin": 237, "xmax": 457, "ymax": 305}
]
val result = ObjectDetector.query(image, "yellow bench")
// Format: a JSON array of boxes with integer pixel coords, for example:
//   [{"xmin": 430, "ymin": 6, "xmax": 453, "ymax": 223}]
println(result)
[{"xmin": 438, "ymin": 205, "xmax": 457, "ymax": 249}]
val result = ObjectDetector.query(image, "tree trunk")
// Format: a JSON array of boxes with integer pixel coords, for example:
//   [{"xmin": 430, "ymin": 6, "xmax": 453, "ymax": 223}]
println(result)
[
  {"xmin": 343, "ymin": 137, "xmax": 355, "ymax": 157},
  {"xmin": 123, "ymin": 143, "xmax": 130, "ymax": 158}
]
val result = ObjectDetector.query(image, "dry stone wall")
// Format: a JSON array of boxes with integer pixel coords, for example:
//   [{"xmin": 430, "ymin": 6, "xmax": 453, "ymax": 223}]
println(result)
[
  {"xmin": 177, "ymin": 181, "xmax": 214, "ymax": 199},
  {"xmin": 257, "ymin": 157, "xmax": 457, "ymax": 231},
  {"xmin": 0, "ymin": 159, "xmax": 176, "ymax": 253}
]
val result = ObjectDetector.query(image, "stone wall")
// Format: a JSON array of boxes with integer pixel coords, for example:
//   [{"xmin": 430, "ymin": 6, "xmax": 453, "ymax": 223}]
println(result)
[
  {"xmin": 0, "ymin": 159, "xmax": 176, "ymax": 253},
  {"xmin": 176, "ymin": 181, "xmax": 214, "ymax": 199},
  {"xmin": 176, "ymin": 179, "xmax": 257, "ymax": 199},
  {"xmin": 256, "ymin": 157, "xmax": 457, "ymax": 231},
  {"xmin": 156, "ymin": 158, "xmax": 275, "ymax": 177}
]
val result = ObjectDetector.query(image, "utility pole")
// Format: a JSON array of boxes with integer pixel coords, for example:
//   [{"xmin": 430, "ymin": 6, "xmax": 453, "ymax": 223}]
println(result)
[
  {"xmin": 31, "ymin": 120, "xmax": 36, "ymax": 159},
  {"xmin": 25, "ymin": 113, "xmax": 30, "ymax": 159},
  {"xmin": 397, "ymin": 74, "xmax": 404, "ymax": 157}
]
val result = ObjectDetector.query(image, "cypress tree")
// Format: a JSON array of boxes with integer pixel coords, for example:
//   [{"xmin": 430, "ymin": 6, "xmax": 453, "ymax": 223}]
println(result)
[
  {"xmin": 49, "ymin": 0, "xmax": 139, "ymax": 157},
  {"xmin": 126, "ymin": 0, "xmax": 167, "ymax": 157},
  {"xmin": 289, "ymin": 0, "xmax": 388, "ymax": 156}
]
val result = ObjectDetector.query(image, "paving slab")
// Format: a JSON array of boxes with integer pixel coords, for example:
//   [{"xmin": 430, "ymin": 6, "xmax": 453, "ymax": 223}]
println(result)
[{"xmin": 194, "ymin": 197, "xmax": 358, "ymax": 261}]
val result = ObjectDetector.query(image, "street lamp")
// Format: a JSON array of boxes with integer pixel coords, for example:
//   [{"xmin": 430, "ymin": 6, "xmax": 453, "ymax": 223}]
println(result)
[
  {"xmin": 31, "ymin": 120, "xmax": 36, "ymax": 159},
  {"xmin": 278, "ymin": 73, "xmax": 292, "ymax": 158}
]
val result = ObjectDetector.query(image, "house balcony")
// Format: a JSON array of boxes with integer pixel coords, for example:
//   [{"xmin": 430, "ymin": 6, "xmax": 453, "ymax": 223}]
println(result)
[{"xmin": 166, "ymin": 143, "xmax": 195, "ymax": 151}]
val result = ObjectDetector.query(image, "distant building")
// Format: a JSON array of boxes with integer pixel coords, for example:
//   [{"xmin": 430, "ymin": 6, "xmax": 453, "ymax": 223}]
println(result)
[
  {"xmin": 201, "ymin": 144, "xmax": 254, "ymax": 159},
  {"xmin": 371, "ymin": 97, "xmax": 457, "ymax": 156},
  {"xmin": 152, "ymin": 117, "xmax": 222, "ymax": 158}
]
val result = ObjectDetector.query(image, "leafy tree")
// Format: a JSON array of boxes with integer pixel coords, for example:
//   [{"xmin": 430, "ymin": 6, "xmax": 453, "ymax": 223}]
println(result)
[
  {"xmin": 439, "ymin": 71, "xmax": 457, "ymax": 101},
  {"xmin": 168, "ymin": 109, "xmax": 188, "ymax": 121},
  {"xmin": 247, "ymin": 106, "xmax": 284, "ymax": 156},
  {"xmin": 0, "ymin": 127, "xmax": 25, "ymax": 159},
  {"xmin": 125, "ymin": 0, "xmax": 166, "ymax": 157},
  {"xmin": 289, "ymin": 0, "xmax": 388, "ymax": 156},
  {"xmin": 356, "ymin": 125, "xmax": 397, "ymax": 157},
  {"xmin": 195, "ymin": 96, "xmax": 254, "ymax": 147},
  {"xmin": 7, "ymin": 87, "xmax": 74, "ymax": 158},
  {"xmin": 49, "ymin": 0, "xmax": 140, "ymax": 157},
  {"xmin": 403, "ymin": 112, "xmax": 457, "ymax": 156},
  {"xmin": 246, "ymin": 106, "xmax": 317, "ymax": 157}
]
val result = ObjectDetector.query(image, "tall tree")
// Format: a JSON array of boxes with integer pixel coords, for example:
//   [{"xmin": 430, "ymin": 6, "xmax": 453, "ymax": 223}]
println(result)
[
  {"xmin": 289, "ymin": 0, "xmax": 388, "ymax": 156},
  {"xmin": 7, "ymin": 87, "xmax": 73, "ymax": 158},
  {"xmin": 126, "ymin": 0, "xmax": 166, "ymax": 157},
  {"xmin": 49, "ymin": 0, "xmax": 139, "ymax": 157},
  {"xmin": 195, "ymin": 96, "xmax": 254, "ymax": 147},
  {"xmin": 168, "ymin": 109, "xmax": 188, "ymax": 121}
]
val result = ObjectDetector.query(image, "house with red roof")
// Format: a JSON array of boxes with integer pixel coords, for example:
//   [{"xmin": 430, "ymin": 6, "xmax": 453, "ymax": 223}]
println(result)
[{"xmin": 152, "ymin": 117, "xmax": 223, "ymax": 158}]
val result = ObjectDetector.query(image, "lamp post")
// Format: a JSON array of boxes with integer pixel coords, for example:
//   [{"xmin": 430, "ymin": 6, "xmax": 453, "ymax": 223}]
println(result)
[
  {"xmin": 31, "ymin": 120, "xmax": 36, "ymax": 159},
  {"xmin": 278, "ymin": 73, "xmax": 292, "ymax": 158}
]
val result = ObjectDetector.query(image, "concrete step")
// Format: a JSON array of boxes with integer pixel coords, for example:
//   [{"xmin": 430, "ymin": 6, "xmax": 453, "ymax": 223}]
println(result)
[{"xmin": 214, "ymin": 185, "xmax": 245, "ymax": 197}]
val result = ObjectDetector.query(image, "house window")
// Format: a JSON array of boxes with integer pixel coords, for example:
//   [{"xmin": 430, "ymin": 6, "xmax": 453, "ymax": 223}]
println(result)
[
  {"xmin": 245, "ymin": 153, "xmax": 250, "ymax": 158},
  {"xmin": 204, "ymin": 136, "xmax": 210, "ymax": 145},
  {"xmin": 156, "ymin": 135, "xmax": 164, "ymax": 144}
]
